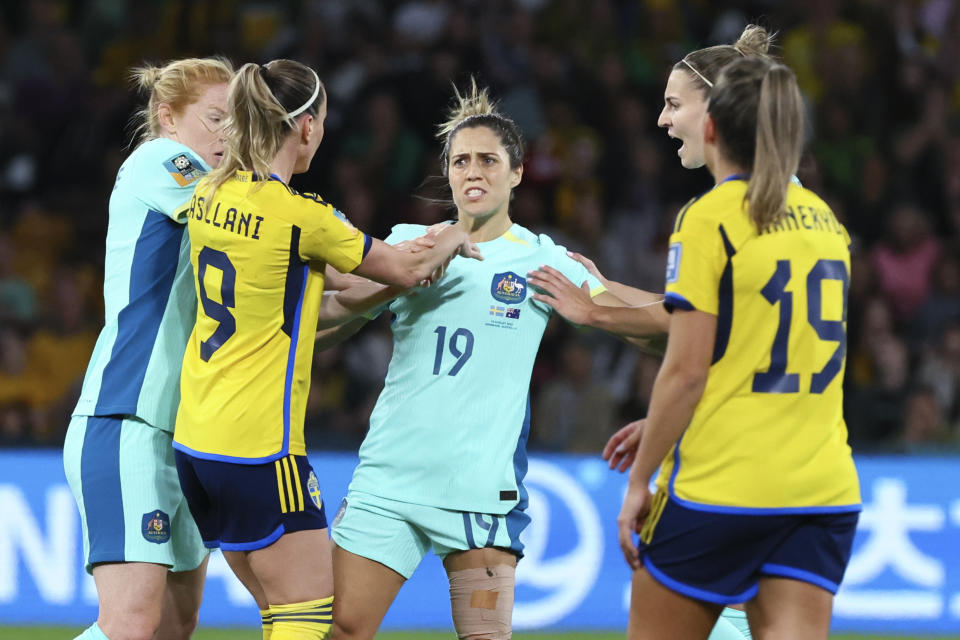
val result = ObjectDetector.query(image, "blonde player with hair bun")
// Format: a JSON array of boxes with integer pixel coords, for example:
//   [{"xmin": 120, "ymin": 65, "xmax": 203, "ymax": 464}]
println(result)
[
  {"xmin": 323, "ymin": 79, "xmax": 667, "ymax": 640},
  {"xmin": 63, "ymin": 56, "xmax": 233, "ymax": 640},
  {"xmin": 619, "ymin": 56, "xmax": 859, "ymax": 640}
]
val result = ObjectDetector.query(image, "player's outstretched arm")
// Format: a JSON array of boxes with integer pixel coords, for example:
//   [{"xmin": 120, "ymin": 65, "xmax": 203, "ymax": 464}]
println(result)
[
  {"xmin": 353, "ymin": 227, "xmax": 481, "ymax": 289},
  {"xmin": 565, "ymin": 251, "xmax": 663, "ymax": 307},
  {"xmin": 527, "ymin": 265, "xmax": 669, "ymax": 343}
]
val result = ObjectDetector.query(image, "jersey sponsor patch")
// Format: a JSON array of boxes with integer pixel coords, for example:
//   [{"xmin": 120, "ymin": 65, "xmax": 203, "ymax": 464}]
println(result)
[
  {"xmin": 307, "ymin": 470, "xmax": 323, "ymax": 509},
  {"xmin": 142, "ymin": 510, "xmax": 171, "ymax": 544},
  {"xmin": 491, "ymin": 271, "xmax": 526, "ymax": 304},
  {"xmin": 666, "ymin": 242, "xmax": 682, "ymax": 284},
  {"xmin": 163, "ymin": 153, "xmax": 202, "ymax": 187}
]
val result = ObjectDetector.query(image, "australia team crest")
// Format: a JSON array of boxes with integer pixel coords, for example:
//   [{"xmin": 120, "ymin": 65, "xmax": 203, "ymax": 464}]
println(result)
[
  {"xmin": 491, "ymin": 272, "xmax": 526, "ymax": 304},
  {"xmin": 142, "ymin": 510, "xmax": 171, "ymax": 544}
]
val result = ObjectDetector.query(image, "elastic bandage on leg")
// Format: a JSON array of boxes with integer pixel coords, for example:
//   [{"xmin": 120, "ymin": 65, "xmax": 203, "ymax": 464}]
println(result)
[
  {"xmin": 449, "ymin": 564, "xmax": 515, "ymax": 640},
  {"xmin": 261, "ymin": 608, "xmax": 273, "ymax": 640},
  {"xmin": 268, "ymin": 595, "xmax": 333, "ymax": 640}
]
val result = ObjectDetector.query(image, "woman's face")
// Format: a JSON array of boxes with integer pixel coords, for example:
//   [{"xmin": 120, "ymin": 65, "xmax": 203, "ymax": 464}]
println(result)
[
  {"xmin": 657, "ymin": 69, "xmax": 709, "ymax": 169},
  {"xmin": 167, "ymin": 82, "xmax": 229, "ymax": 168},
  {"xmin": 448, "ymin": 125, "xmax": 522, "ymax": 223}
]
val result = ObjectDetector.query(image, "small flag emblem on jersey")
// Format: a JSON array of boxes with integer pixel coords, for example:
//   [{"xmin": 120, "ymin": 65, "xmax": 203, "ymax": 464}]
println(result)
[
  {"xmin": 141, "ymin": 510, "xmax": 171, "ymax": 544},
  {"xmin": 491, "ymin": 272, "xmax": 527, "ymax": 303},
  {"xmin": 666, "ymin": 242, "xmax": 682, "ymax": 283},
  {"xmin": 163, "ymin": 153, "xmax": 201, "ymax": 187},
  {"xmin": 506, "ymin": 307, "xmax": 520, "ymax": 319},
  {"xmin": 490, "ymin": 305, "xmax": 505, "ymax": 316},
  {"xmin": 307, "ymin": 471, "xmax": 322, "ymax": 509}
]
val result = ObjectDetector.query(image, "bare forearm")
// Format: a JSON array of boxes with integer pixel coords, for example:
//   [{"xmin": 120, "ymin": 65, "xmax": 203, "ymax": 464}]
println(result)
[
  {"xmin": 315, "ymin": 316, "xmax": 368, "ymax": 351},
  {"xmin": 586, "ymin": 301, "xmax": 669, "ymax": 338},
  {"xmin": 603, "ymin": 281, "xmax": 663, "ymax": 307},
  {"xmin": 317, "ymin": 282, "xmax": 405, "ymax": 329}
]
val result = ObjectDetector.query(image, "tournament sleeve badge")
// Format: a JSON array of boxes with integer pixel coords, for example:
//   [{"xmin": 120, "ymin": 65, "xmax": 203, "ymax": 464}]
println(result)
[
  {"xmin": 491, "ymin": 271, "xmax": 527, "ymax": 304},
  {"xmin": 666, "ymin": 242, "xmax": 682, "ymax": 284},
  {"xmin": 163, "ymin": 153, "xmax": 202, "ymax": 187}
]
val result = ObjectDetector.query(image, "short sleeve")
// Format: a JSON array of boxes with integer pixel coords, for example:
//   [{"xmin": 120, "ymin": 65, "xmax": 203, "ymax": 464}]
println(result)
[
  {"xmin": 664, "ymin": 207, "xmax": 725, "ymax": 314},
  {"xmin": 133, "ymin": 146, "xmax": 209, "ymax": 223},
  {"xmin": 299, "ymin": 204, "xmax": 369, "ymax": 273}
]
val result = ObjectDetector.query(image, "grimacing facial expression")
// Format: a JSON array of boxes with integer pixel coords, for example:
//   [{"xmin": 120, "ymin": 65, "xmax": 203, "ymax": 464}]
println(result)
[
  {"xmin": 172, "ymin": 82, "xmax": 229, "ymax": 169},
  {"xmin": 448, "ymin": 125, "xmax": 522, "ymax": 222},
  {"xmin": 658, "ymin": 69, "xmax": 709, "ymax": 169}
]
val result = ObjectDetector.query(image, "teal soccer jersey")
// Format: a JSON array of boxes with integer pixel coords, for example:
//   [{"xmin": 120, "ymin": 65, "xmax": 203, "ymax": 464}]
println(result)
[
  {"xmin": 348, "ymin": 223, "xmax": 604, "ymax": 515},
  {"xmin": 73, "ymin": 138, "xmax": 207, "ymax": 432}
]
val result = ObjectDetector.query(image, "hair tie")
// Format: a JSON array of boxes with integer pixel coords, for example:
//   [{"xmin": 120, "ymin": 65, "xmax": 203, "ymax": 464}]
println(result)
[
  {"xmin": 288, "ymin": 68, "xmax": 321, "ymax": 118},
  {"xmin": 681, "ymin": 58, "xmax": 714, "ymax": 88}
]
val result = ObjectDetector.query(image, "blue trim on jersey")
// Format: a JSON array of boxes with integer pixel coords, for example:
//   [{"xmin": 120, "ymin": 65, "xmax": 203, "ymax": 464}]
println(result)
[
  {"xmin": 506, "ymin": 396, "xmax": 532, "ymax": 551},
  {"xmin": 663, "ymin": 292, "xmax": 694, "ymax": 312},
  {"xmin": 282, "ymin": 264, "xmax": 309, "ymax": 457},
  {"xmin": 667, "ymin": 437, "xmax": 684, "ymax": 496},
  {"xmin": 712, "ymin": 224, "xmax": 736, "ymax": 364},
  {"xmin": 219, "ymin": 524, "xmax": 285, "ymax": 551},
  {"xmin": 760, "ymin": 562, "xmax": 840, "ymax": 593},
  {"xmin": 81, "ymin": 417, "xmax": 125, "ymax": 564},
  {"xmin": 720, "ymin": 173, "xmax": 749, "ymax": 184},
  {"xmin": 281, "ymin": 227, "xmax": 306, "ymax": 337},
  {"xmin": 361, "ymin": 232, "xmax": 372, "ymax": 258},
  {"xmin": 664, "ymin": 489, "xmax": 862, "ymax": 515},
  {"xmin": 172, "ymin": 440, "xmax": 286, "ymax": 464},
  {"xmin": 644, "ymin": 556, "xmax": 758, "ymax": 605},
  {"xmin": 95, "ymin": 211, "xmax": 184, "ymax": 414}
]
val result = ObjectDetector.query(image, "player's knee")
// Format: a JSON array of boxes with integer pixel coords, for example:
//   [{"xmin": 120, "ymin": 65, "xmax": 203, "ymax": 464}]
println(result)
[
  {"xmin": 164, "ymin": 608, "xmax": 201, "ymax": 640},
  {"xmin": 449, "ymin": 564, "xmax": 515, "ymax": 640},
  {"xmin": 330, "ymin": 619, "xmax": 372, "ymax": 640},
  {"xmin": 98, "ymin": 608, "xmax": 163, "ymax": 640}
]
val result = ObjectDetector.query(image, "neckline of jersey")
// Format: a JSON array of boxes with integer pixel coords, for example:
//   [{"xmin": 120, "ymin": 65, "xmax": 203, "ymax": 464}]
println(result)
[{"xmin": 438, "ymin": 220, "xmax": 518, "ymax": 245}]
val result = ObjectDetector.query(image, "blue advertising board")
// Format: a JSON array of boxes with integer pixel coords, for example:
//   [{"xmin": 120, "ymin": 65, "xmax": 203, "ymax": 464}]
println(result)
[{"xmin": 0, "ymin": 450, "xmax": 957, "ymax": 634}]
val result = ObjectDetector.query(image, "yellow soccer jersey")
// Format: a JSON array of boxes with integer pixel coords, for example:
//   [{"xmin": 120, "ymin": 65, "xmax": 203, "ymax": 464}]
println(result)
[
  {"xmin": 660, "ymin": 176, "xmax": 860, "ymax": 512},
  {"xmin": 173, "ymin": 172, "xmax": 368, "ymax": 463}
]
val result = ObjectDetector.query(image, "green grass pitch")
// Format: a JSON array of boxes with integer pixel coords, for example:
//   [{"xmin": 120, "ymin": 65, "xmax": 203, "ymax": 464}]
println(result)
[{"xmin": 0, "ymin": 628, "xmax": 948, "ymax": 640}]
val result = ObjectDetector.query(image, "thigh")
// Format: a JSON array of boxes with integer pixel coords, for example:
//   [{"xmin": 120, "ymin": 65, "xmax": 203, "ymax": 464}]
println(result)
[
  {"xmin": 628, "ymin": 566, "xmax": 723, "ymax": 640},
  {"xmin": 246, "ymin": 529, "xmax": 334, "ymax": 605},
  {"xmin": 156, "ymin": 556, "xmax": 209, "ymax": 640},
  {"xmin": 92, "ymin": 562, "xmax": 169, "ymax": 628},
  {"xmin": 331, "ymin": 543, "xmax": 406, "ymax": 640},
  {"xmin": 444, "ymin": 548, "xmax": 517, "ymax": 638},
  {"xmin": 746, "ymin": 576, "xmax": 833, "ymax": 640}
]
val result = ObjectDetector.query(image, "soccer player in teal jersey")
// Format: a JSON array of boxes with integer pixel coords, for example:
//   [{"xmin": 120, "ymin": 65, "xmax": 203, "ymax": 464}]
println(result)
[
  {"xmin": 528, "ymin": 26, "xmax": 784, "ymax": 640},
  {"xmin": 62, "ymin": 58, "xmax": 233, "ymax": 640},
  {"xmin": 318, "ymin": 81, "xmax": 667, "ymax": 640}
]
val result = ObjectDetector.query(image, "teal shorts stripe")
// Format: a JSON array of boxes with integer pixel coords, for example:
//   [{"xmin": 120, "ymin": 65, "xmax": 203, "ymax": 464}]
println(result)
[{"xmin": 79, "ymin": 416, "xmax": 125, "ymax": 565}]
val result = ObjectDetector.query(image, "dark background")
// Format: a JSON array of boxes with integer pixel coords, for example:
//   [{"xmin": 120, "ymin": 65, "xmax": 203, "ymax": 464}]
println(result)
[{"xmin": 0, "ymin": 0, "xmax": 957, "ymax": 455}]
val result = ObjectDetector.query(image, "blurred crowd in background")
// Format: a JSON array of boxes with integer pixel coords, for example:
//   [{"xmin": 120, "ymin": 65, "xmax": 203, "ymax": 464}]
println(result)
[{"xmin": 0, "ymin": 0, "xmax": 958, "ymax": 454}]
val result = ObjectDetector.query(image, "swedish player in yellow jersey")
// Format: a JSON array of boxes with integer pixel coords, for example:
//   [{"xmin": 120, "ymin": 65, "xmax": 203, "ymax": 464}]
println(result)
[
  {"xmin": 530, "ymin": 25, "xmax": 783, "ymax": 640},
  {"xmin": 62, "ymin": 57, "xmax": 233, "ymax": 640},
  {"xmin": 172, "ymin": 60, "xmax": 480, "ymax": 640},
  {"xmin": 613, "ymin": 58, "xmax": 860, "ymax": 640}
]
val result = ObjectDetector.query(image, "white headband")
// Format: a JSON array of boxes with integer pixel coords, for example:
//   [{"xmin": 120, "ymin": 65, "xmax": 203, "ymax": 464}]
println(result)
[
  {"xmin": 287, "ymin": 68, "xmax": 321, "ymax": 118},
  {"xmin": 681, "ymin": 58, "xmax": 713, "ymax": 88}
]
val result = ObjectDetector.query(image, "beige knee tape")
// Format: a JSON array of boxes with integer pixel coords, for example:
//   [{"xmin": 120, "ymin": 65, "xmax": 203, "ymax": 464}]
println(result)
[{"xmin": 449, "ymin": 564, "xmax": 515, "ymax": 639}]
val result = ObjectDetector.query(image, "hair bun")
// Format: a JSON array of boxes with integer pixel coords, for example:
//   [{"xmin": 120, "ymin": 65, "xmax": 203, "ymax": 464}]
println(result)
[{"xmin": 733, "ymin": 24, "xmax": 774, "ymax": 57}]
